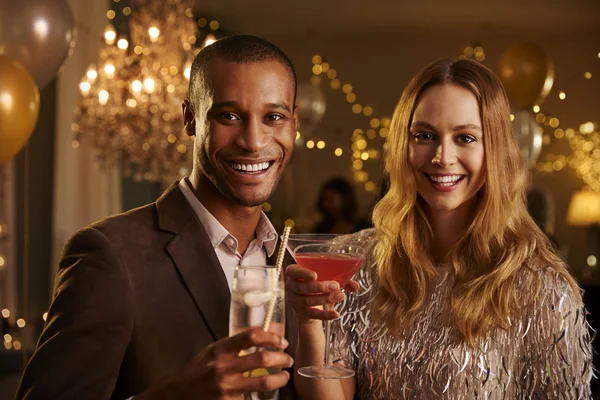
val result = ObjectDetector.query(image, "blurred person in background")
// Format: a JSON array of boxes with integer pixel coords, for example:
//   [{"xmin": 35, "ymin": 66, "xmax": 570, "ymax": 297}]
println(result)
[{"xmin": 313, "ymin": 177, "xmax": 369, "ymax": 234}]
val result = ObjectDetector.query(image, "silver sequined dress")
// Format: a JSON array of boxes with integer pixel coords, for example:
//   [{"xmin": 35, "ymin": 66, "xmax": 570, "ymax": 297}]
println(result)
[{"xmin": 330, "ymin": 229, "xmax": 594, "ymax": 399}]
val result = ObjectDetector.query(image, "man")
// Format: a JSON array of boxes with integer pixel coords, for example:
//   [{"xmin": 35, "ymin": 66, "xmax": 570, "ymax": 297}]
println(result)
[{"xmin": 16, "ymin": 35, "xmax": 298, "ymax": 400}]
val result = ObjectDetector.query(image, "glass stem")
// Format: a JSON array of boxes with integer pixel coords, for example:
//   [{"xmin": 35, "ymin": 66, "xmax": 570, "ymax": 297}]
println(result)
[{"xmin": 323, "ymin": 304, "xmax": 333, "ymax": 368}]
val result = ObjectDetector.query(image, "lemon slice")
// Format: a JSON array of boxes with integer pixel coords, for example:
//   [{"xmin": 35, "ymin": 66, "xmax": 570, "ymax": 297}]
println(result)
[{"xmin": 243, "ymin": 368, "xmax": 270, "ymax": 378}]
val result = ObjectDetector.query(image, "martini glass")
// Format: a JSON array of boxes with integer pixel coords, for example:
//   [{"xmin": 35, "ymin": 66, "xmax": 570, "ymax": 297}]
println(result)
[{"xmin": 288, "ymin": 241, "xmax": 367, "ymax": 379}]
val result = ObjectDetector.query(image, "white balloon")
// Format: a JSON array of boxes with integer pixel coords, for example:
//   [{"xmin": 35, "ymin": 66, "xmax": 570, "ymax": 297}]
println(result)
[
  {"xmin": 511, "ymin": 109, "xmax": 543, "ymax": 167},
  {"xmin": 296, "ymin": 82, "xmax": 326, "ymax": 136}
]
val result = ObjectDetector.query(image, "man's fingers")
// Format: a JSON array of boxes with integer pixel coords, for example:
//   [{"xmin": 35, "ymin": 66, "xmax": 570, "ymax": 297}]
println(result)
[
  {"xmin": 222, "ymin": 371, "xmax": 291, "ymax": 396},
  {"xmin": 241, "ymin": 371, "xmax": 290, "ymax": 393},
  {"xmin": 215, "ymin": 349, "xmax": 294, "ymax": 376},
  {"xmin": 214, "ymin": 328, "xmax": 288, "ymax": 355}
]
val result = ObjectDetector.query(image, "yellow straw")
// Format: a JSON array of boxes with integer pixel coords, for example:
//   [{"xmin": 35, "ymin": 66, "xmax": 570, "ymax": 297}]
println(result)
[{"xmin": 262, "ymin": 225, "xmax": 291, "ymax": 332}]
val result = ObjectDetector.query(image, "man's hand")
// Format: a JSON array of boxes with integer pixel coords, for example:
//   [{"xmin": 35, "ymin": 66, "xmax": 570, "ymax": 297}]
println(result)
[{"xmin": 138, "ymin": 328, "xmax": 293, "ymax": 399}]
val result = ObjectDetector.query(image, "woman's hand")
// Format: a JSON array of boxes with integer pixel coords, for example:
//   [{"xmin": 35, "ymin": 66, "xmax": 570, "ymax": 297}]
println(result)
[{"xmin": 285, "ymin": 264, "xmax": 359, "ymax": 324}]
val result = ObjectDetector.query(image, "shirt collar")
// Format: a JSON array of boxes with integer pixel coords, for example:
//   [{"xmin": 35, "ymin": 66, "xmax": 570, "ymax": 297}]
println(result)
[{"xmin": 178, "ymin": 178, "xmax": 278, "ymax": 257}]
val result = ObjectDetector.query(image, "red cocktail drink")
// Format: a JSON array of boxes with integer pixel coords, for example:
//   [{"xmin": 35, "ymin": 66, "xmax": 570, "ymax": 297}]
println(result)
[{"xmin": 294, "ymin": 252, "xmax": 363, "ymax": 287}]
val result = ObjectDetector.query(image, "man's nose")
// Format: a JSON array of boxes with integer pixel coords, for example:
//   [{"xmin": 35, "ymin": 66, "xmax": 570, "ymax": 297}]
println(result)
[{"xmin": 237, "ymin": 117, "xmax": 268, "ymax": 152}]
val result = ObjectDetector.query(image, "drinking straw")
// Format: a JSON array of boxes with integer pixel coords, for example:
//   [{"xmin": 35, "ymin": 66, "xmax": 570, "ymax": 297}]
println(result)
[
  {"xmin": 262, "ymin": 225, "xmax": 291, "ymax": 332},
  {"xmin": 247, "ymin": 226, "xmax": 290, "ymax": 379}
]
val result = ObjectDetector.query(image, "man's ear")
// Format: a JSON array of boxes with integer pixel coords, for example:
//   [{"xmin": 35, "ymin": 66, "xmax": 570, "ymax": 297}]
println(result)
[{"xmin": 182, "ymin": 99, "xmax": 196, "ymax": 137}]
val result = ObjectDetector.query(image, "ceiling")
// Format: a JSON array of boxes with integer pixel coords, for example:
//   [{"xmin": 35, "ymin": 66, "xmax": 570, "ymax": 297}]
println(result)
[{"xmin": 194, "ymin": 0, "xmax": 600, "ymax": 37}]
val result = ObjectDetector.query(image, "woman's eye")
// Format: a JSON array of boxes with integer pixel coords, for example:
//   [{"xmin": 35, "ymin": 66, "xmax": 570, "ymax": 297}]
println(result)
[
  {"xmin": 457, "ymin": 134, "xmax": 476, "ymax": 144},
  {"xmin": 414, "ymin": 132, "xmax": 435, "ymax": 141}
]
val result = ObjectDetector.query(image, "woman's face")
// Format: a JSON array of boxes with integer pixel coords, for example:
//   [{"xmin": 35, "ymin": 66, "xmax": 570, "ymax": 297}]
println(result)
[{"xmin": 408, "ymin": 83, "xmax": 486, "ymax": 215}]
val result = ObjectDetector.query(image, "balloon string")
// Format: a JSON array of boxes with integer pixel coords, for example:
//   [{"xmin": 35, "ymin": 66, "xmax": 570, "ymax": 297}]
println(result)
[
  {"xmin": 21, "ymin": 143, "xmax": 30, "ymax": 368},
  {"xmin": 0, "ymin": 164, "xmax": 5, "ymax": 309}
]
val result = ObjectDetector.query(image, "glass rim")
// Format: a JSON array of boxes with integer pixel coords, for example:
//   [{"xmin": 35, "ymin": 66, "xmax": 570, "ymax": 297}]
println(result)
[
  {"xmin": 234, "ymin": 264, "xmax": 277, "ymax": 270},
  {"xmin": 283, "ymin": 233, "xmax": 367, "ymax": 242},
  {"xmin": 293, "ymin": 242, "xmax": 368, "ymax": 254}
]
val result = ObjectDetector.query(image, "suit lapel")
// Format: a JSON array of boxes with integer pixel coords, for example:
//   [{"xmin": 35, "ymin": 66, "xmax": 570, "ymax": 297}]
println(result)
[{"xmin": 157, "ymin": 183, "xmax": 231, "ymax": 341}]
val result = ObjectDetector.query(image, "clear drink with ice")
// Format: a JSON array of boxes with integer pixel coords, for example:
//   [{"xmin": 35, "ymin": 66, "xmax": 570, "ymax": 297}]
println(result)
[{"xmin": 229, "ymin": 265, "xmax": 285, "ymax": 400}]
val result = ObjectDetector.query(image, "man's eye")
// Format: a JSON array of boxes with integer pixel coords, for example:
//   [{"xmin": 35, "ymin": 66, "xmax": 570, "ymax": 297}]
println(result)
[
  {"xmin": 220, "ymin": 113, "xmax": 239, "ymax": 121},
  {"xmin": 266, "ymin": 114, "xmax": 284, "ymax": 122}
]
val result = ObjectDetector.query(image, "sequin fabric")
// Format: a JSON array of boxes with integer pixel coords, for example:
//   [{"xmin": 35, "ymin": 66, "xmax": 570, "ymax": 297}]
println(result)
[{"xmin": 330, "ymin": 229, "xmax": 594, "ymax": 399}]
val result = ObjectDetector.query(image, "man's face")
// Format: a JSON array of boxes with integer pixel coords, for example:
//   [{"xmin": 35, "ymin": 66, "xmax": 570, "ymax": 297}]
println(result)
[{"xmin": 185, "ymin": 59, "xmax": 297, "ymax": 207}]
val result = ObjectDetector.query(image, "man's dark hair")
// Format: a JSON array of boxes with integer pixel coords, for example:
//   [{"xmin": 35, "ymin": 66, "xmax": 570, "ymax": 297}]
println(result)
[{"xmin": 188, "ymin": 34, "xmax": 297, "ymax": 113}]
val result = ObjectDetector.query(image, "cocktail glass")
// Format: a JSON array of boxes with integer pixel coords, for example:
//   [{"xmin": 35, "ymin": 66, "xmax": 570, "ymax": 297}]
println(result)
[{"xmin": 288, "ymin": 241, "xmax": 367, "ymax": 379}]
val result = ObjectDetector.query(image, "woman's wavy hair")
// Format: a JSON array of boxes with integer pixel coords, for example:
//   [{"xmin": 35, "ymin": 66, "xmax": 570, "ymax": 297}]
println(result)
[{"xmin": 371, "ymin": 58, "xmax": 580, "ymax": 347}]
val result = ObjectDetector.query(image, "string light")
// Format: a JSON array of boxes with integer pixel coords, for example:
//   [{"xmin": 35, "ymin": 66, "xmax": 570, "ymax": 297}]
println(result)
[
  {"xmin": 0, "ymin": 307, "xmax": 50, "ymax": 351},
  {"xmin": 532, "ymin": 49, "xmax": 600, "ymax": 193},
  {"xmin": 463, "ymin": 44, "xmax": 486, "ymax": 62},
  {"xmin": 309, "ymin": 55, "xmax": 391, "ymax": 193}
]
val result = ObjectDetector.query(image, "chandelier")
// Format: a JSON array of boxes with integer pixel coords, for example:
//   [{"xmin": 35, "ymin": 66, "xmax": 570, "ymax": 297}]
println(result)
[{"xmin": 73, "ymin": 0, "xmax": 217, "ymax": 182}]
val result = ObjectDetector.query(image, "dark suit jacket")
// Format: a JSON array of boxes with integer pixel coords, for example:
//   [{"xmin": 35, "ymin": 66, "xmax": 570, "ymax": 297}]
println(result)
[{"xmin": 16, "ymin": 183, "xmax": 296, "ymax": 400}]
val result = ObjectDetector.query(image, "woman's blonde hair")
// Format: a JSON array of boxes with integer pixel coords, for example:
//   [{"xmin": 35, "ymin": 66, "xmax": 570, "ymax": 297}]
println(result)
[{"xmin": 372, "ymin": 58, "xmax": 580, "ymax": 346}]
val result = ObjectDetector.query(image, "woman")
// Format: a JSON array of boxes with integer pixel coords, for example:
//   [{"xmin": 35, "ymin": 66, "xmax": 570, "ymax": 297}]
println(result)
[
  {"xmin": 313, "ymin": 177, "xmax": 369, "ymax": 234},
  {"xmin": 285, "ymin": 58, "xmax": 593, "ymax": 399}
]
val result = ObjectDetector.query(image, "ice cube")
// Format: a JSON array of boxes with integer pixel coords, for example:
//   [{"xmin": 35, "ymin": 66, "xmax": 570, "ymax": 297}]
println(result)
[{"xmin": 243, "ymin": 290, "xmax": 274, "ymax": 307}]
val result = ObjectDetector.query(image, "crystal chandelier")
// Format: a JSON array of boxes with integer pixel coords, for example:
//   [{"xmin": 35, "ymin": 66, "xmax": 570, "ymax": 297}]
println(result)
[{"xmin": 73, "ymin": 0, "xmax": 216, "ymax": 182}]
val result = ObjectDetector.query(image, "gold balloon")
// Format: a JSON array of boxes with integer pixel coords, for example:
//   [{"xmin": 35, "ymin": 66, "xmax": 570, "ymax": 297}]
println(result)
[
  {"xmin": 0, "ymin": 55, "xmax": 40, "ymax": 164},
  {"xmin": 498, "ymin": 43, "xmax": 554, "ymax": 110}
]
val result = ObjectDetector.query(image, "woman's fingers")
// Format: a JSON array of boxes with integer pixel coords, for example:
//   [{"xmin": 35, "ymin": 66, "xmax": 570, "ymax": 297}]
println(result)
[
  {"xmin": 285, "ymin": 264, "xmax": 356, "ymax": 321},
  {"xmin": 285, "ymin": 264, "xmax": 317, "ymax": 281},
  {"xmin": 344, "ymin": 280, "xmax": 360, "ymax": 293},
  {"xmin": 288, "ymin": 291, "xmax": 344, "ymax": 308},
  {"xmin": 286, "ymin": 299, "xmax": 340, "ymax": 320},
  {"xmin": 286, "ymin": 278, "xmax": 339, "ymax": 295}
]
